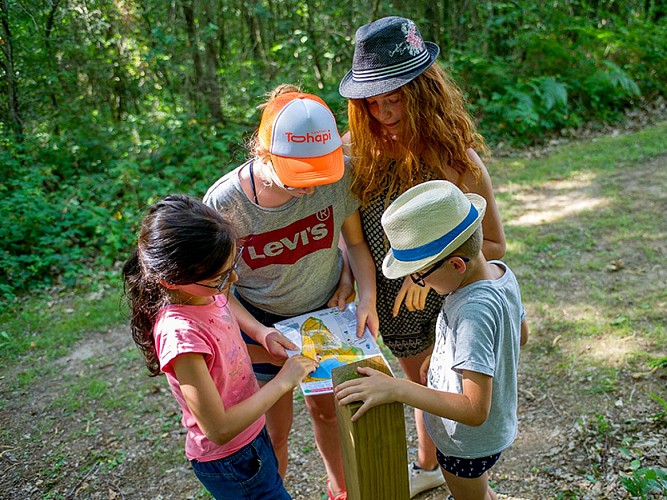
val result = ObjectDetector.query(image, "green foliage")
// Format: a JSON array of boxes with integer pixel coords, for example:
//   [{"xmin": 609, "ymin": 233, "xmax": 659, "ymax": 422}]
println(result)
[
  {"xmin": 478, "ymin": 76, "xmax": 572, "ymax": 144},
  {"xmin": 620, "ymin": 460, "xmax": 667, "ymax": 499},
  {"xmin": 649, "ymin": 393, "xmax": 667, "ymax": 426},
  {"xmin": 0, "ymin": 115, "xmax": 248, "ymax": 300},
  {"xmin": 648, "ymin": 357, "xmax": 667, "ymax": 369},
  {"xmin": 2, "ymin": 0, "xmax": 666, "ymax": 298}
]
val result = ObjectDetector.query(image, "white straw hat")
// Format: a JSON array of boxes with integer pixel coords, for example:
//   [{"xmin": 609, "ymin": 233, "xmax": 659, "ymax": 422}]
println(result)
[{"xmin": 381, "ymin": 180, "xmax": 486, "ymax": 279}]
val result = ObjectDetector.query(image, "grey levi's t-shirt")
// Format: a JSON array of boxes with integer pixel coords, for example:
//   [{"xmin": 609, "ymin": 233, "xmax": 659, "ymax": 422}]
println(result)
[
  {"xmin": 424, "ymin": 260, "xmax": 525, "ymax": 458},
  {"xmin": 203, "ymin": 158, "xmax": 359, "ymax": 316}
]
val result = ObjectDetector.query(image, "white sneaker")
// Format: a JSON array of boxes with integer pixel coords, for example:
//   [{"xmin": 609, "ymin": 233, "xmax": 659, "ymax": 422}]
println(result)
[{"xmin": 409, "ymin": 461, "xmax": 445, "ymax": 498}]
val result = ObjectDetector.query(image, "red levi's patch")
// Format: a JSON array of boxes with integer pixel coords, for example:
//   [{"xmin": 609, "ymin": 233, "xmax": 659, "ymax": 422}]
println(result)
[{"xmin": 242, "ymin": 206, "xmax": 335, "ymax": 270}]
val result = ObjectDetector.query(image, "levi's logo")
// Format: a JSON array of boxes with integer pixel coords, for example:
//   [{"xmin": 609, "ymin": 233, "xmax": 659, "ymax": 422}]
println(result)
[
  {"xmin": 242, "ymin": 207, "xmax": 334, "ymax": 270},
  {"xmin": 285, "ymin": 130, "xmax": 332, "ymax": 144}
]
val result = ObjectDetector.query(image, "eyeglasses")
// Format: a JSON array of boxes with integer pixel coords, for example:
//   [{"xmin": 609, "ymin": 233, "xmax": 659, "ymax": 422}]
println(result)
[
  {"xmin": 410, "ymin": 256, "xmax": 469, "ymax": 287},
  {"xmin": 195, "ymin": 246, "xmax": 244, "ymax": 292}
]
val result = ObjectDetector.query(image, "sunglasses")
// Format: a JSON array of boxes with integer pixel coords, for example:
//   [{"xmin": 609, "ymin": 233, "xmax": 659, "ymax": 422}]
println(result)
[
  {"xmin": 195, "ymin": 246, "xmax": 244, "ymax": 292},
  {"xmin": 410, "ymin": 256, "xmax": 469, "ymax": 287}
]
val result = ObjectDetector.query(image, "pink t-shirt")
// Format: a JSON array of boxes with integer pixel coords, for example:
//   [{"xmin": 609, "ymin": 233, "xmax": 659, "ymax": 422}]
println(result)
[{"xmin": 154, "ymin": 295, "xmax": 265, "ymax": 461}]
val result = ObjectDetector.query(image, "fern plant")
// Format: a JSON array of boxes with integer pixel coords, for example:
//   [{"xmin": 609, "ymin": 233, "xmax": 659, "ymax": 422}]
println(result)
[{"xmin": 479, "ymin": 75, "xmax": 571, "ymax": 144}]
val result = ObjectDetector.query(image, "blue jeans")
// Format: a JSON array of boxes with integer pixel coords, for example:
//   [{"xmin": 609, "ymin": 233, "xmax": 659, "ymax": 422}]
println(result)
[{"xmin": 190, "ymin": 427, "xmax": 291, "ymax": 499}]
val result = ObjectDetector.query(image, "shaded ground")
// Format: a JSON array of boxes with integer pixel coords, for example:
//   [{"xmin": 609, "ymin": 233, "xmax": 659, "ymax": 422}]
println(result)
[
  {"xmin": 1, "ymin": 145, "xmax": 666, "ymax": 499},
  {"xmin": 2, "ymin": 312, "xmax": 664, "ymax": 499}
]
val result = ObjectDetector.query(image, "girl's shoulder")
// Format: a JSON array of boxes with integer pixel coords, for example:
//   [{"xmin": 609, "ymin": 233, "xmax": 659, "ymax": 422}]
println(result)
[
  {"xmin": 203, "ymin": 163, "xmax": 246, "ymax": 202},
  {"xmin": 458, "ymin": 149, "xmax": 492, "ymax": 192}
]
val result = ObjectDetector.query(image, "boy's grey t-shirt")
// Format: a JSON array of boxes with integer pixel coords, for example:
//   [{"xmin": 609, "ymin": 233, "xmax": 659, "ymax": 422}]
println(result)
[
  {"xmin": 203, "ymin": 159, "xmax": 359, "ymax": 316},
  {"xmin": 424, "ymin": 260, "xmax": 525, "ymax": 458}
]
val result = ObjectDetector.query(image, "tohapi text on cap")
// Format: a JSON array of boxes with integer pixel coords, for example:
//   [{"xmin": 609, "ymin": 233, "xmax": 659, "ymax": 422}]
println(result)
[{"xmin": 284, "ymin": 130, "xmax": 332, "ymax": 144}]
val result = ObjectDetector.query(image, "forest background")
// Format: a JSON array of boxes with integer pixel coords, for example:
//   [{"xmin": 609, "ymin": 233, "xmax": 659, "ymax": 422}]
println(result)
[
  {"xmin": 1, "ymin": 1, "xmax": 667, "ymax": 499},
  {"xmin": 1, "ymin": 0, "xmax": 666, "ymax": 301}
]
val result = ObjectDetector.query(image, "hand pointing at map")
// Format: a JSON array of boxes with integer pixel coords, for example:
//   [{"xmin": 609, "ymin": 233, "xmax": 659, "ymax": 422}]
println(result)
[{"xmin": 262, "ymin": 329, "xmax": 299, "ymax": 361}]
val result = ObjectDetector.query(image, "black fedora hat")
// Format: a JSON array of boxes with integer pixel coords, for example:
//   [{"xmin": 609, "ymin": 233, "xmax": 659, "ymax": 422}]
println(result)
[{"xmin": 339, "ymin": 16, "xmax": 440, "ymax": 99}]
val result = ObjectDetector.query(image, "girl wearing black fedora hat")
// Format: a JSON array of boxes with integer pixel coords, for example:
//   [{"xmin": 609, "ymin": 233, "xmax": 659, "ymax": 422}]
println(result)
[{"xmin": 339, "ymin": 16, "xmax": 506, "ymax": 498}]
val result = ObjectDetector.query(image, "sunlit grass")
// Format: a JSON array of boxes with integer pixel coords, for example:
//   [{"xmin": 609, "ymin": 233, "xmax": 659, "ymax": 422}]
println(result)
[
  {"xmin": 0, "ymin": 124, "xmax": 665, "ymax": 500},
  {"xmin": 0, "ymin": 277, "xmax": 126, "ymax": 366}
]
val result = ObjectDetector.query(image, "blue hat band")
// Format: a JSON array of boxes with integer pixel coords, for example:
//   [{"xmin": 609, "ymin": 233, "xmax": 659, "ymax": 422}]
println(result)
[{"xmin": 392, "ymin": 204, "xmax": 478, "ymax": 262}]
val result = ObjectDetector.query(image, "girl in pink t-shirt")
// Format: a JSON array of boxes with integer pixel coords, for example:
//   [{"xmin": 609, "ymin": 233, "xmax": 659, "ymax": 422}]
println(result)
[{"xmin": 123, "ymin": 195, "xmax": 317, "ymax": 499}]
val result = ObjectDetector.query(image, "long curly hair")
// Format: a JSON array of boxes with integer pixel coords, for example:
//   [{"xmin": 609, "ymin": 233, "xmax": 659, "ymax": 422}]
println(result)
[
  {"xmin": 122, "ymin": 195, "xmax": 237, "ymax": 376},
  {"xmin": 347, "ymin": 63, "xmax": 489, "ymax": 207}
]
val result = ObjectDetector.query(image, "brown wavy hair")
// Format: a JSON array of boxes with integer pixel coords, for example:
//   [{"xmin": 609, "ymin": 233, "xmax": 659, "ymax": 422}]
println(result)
[{"xmin": 347, "ymin": 63, "xmax": 489, "ymax": 207}]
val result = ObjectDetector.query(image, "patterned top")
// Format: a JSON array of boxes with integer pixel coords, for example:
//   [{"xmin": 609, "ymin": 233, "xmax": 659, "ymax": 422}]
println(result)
[{"xmin": 359, "ymin": 180, "xmax": 443, "ymax": 357}]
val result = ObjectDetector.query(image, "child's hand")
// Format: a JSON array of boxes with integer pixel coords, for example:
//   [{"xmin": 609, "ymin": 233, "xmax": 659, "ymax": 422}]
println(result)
[
  {"xmin": 392, "ymin": 277, "xmax": 430, "ymax": 316},
  {"xmin": 419, "ymin": 355, "xmax": 432, "ymax": 385},
  {"xmin": 263, "ymin": 329, "xmax": 298, "ymax": 361},
  {"xmin": 335, "ymin": 367, "xmax": 396, "ymax": 421},
  {"xmin": 276, "ymin": 355, "xmax": 318, "ymax": 389},
  {"xmin": 328, "ymin": 282, "xmax": 355, "ymax": 311},
  {"xmin": 355, "ymin": 301, "xmax": 379, "ymax": 339}
]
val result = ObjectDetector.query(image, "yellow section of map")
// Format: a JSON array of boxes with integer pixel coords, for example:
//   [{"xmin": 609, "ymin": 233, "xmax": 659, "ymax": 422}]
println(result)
[{"xmin": 300, "ymin": 316, "xmax": 364, "ymax": 382}]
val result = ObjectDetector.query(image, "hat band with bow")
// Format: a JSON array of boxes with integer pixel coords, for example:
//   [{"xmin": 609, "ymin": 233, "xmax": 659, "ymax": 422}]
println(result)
[
  {"xmin": 351, "ymin": 49, "xmax": 431, "ymax": 83},
  {"xmin": 392, "ymin": 204, "xmax": 479, "ymax": 263}
]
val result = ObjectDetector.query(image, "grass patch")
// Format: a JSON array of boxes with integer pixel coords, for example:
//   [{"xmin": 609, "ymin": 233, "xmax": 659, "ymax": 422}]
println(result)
[
  {"xmin": 491, "ymin": 122, "xmax": 667, "ymax": 377},
  {"xmin": 0, "ymin": 281, "xmax": 126, "ymax": 362},
  {"xmin": 1, "ymin": 122, "xmax": 665, "ymax": 499}
]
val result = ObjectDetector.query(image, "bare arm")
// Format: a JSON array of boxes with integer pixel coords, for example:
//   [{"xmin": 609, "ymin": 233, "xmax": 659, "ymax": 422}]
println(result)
[
  {"xmin": 327, "ymin": 237, "xmax": 356, "ymax": 311},
  {"xmin": 520, "ymin": 319, "xmax": 529, "ymax": 346},
  {"xmin": 342, "ymin": 130, "xmax": 353, "ymax": 156},
  {"xmin": 335, "ymin": 366, "xmax": 492, "ymax": 425},
  {"xmin": 244, "ymin": 343, "xmax": 285, "ymax": 365},
  {"xmin": 341, "ymin": 210, "xmax": 379, "ymax": 338},
  {"xmin": 227, "ymin": 293, "xmax": 298, "ymax": 361},
  {"xmin": 464, "ymin": 149, "xmax": 506, "ymax": 260},
  {"xmin": 173, "ymin": 353, "xmax": 317, "ymax": 445}
]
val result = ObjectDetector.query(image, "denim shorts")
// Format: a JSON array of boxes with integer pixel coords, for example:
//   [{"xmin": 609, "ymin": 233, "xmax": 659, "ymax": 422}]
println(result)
[
  {"xmin": 190, "ymin": 427, "xmax": 291, "ymax": 499},
  {"xmin": 436, "ymin": 449, "xmax": 501, "ymax": 478}
]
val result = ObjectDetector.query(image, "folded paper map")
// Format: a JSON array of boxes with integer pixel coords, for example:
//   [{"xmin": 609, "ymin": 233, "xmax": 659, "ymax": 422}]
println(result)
[{"xmin": 275, "ymin": 303, "xmax": 388, "ymax": 395}]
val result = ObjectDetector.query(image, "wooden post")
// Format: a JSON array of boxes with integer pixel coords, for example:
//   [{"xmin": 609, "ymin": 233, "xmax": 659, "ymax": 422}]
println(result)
[{"xmin": 332, "ymin": 356, "xmax": 410, "ymax": 500}]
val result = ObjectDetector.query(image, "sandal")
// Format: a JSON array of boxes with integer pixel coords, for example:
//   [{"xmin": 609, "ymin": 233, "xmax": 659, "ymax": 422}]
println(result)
[{"xmin": 327, "ymin": 480, "xmax": 347, "ymax": 500}]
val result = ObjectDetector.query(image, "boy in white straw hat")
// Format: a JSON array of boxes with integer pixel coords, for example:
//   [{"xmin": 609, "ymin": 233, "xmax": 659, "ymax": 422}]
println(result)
[{"xmin": 336, "ymin": 180, "xmax": 528, "ymax": 500}]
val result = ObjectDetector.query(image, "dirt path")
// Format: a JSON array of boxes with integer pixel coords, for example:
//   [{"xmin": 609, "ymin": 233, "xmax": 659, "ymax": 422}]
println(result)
[{"xmin": 1, "ymin": 153, "xmax": 665, "ymax": 499}]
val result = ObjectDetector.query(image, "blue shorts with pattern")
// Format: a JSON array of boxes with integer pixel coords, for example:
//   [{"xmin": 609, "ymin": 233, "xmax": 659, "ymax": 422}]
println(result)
[{"xmin": 436, "ymin": 449, "xmax": 501, "ymax": 478}]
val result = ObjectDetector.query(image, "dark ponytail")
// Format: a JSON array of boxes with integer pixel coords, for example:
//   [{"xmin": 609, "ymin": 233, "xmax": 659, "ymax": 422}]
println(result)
[{"xmin": 122, "ymin": 195, "xmax": 236, "ymax": 376}]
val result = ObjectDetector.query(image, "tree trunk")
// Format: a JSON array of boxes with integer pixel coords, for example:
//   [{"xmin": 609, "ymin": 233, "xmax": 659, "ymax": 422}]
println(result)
[
  {"xmin": 181, "ymin": 0, "xmax": 204, "ymax": 114},
  {"xmin": 303, "ymin": 1, "xmax": 325, "ymax": 89},
  {"xmin": 0, "ymin": 0, "xmax": 23, "ymax": 138},
  {"xmin": 243, "ymin": 1, "xmax": 268, "ymax": 66},
  {"xmin": 200, "ymin": 0, "xmax": 224, "ymax": 123},
  {"xmin": 44, "ymin": 0, "xmax": 61, "ymax": 134}
]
